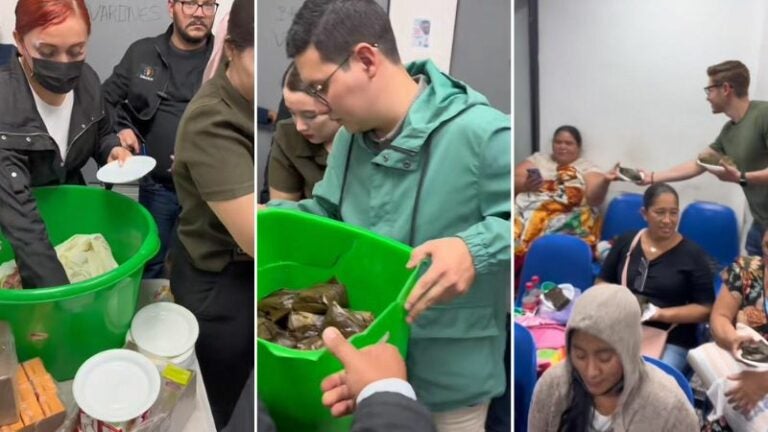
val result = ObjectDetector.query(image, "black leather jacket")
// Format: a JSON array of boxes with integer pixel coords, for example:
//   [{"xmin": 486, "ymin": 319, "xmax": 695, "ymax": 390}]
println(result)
[{"xmin": 0, "ymin": 49, "xmax": 119, "ymax": 288}]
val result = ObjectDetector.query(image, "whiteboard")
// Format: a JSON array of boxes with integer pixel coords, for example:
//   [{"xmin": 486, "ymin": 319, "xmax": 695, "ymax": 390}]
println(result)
[{"xmin": 84, "ymin": 0, "xmax": 171, "ymax": 81}]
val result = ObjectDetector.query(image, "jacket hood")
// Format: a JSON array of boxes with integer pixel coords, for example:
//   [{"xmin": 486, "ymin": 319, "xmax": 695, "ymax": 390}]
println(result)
[
  {"xmin": 394, "ymin": 59, "xmax": 490, "ymax": 153},
  {"xmin": 565, "ymin": 283, "xmax": 645, "ymax": 406}
]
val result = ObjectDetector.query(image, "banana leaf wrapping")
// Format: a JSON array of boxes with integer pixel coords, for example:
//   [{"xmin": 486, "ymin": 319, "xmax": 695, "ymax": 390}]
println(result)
[
  {"xmin": 291, "ymin": 283, "xmax": 349, "ymax": 314},
  {"xmin": 258, "ymin": 281, "xmax": 373, "ymax": 350},
  {"xmin": 324, "ymin": 301, "xmax": 375, "ymax": 339}
]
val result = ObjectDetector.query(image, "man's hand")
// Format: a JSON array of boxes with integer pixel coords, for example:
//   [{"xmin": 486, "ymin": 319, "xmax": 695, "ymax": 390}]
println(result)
[
  {"xmin": 726, "ymin": 370, "xmax": 768, "ymax": 415},
  {"xmin": 404, "ymin": 237, "xmax": 476, "ymax": 323},
  {"xmin": 108, "ymin": 146, "xmax": 132, "ymax": 166},
  {"xmin": 712, "ymin": 161, "xmax": 740, "ymax": 183},
  {"xmin": 117, "ymin": 128, "xmax": 141, "ymax": 154},
  {"xmin": 320, "ymin": 327, "xmax": 407, "ymax": 417}
]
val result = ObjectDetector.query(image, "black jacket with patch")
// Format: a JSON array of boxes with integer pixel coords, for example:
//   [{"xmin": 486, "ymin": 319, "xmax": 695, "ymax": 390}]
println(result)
[
  {"xmin": 101, "ymin": 25, "xmax": 213, "ymax": 145},
  {"xmin": 0, "ymin": 48, "xmax": 119, "ymax": 288}
]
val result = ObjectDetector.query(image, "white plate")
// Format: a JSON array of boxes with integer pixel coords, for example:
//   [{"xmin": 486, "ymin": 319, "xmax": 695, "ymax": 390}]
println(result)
[
  {"xmin": 73, "ymin": 349, "xmax": 161, "ymax": 423},
  {"xmin": 131, "ymin": 302, "xmax": 199, "ymax": 358},
  {"xmin": 96, "ymin": 155, "xmax": 156, "ymax": 184},
  {"xmin": 697, "ymin": 159, "xmax": 726, "ymax": 173}
]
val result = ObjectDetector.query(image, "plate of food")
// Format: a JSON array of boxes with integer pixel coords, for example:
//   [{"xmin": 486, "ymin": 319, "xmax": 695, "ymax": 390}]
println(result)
[
  {"xmin": 697, "ymin": 153, "xmax": 734, "ymax": 174},
  {"xmin": 616, "ymin": 165, "xmax": 645, "ymax": 183},
  {"xmin": 736, "ymin": 339, "xmax": 768, "ymax": 369}
]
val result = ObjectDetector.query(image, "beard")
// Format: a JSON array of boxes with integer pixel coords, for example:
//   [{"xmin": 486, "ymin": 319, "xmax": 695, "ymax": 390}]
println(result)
[{"xmin": 173, "ymin": 15, "xmax": 211, "ymax": 44}]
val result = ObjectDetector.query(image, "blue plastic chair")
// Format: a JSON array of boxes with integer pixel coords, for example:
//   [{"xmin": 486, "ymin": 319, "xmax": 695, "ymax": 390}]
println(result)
[
  {"xmin": 600, "ymin": 193, "xmax": 646, "ymax": 241},
  {"xmin": 514, "ymin": 323, "xmax": 538, "ymax": 432},
  {"xmin": 679, "ymin": 201, "xmax": 739, "ymax": 271},
  {"xmin": 643, "ymin": 356, "xmax": 694, "ymax": 405},
  {"xmin": 517, "ymin": 234, "xmax": 594, "ymax": 305}
]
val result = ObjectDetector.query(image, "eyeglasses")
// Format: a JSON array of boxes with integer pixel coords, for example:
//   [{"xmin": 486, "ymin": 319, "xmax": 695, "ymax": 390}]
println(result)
[
  {"xmin": 174, "ymin": 1, "xmax": 218, "ymax": 15},
  {"xmin": 304, "ymin": 55, "xmax": 352, "ymax": 107},
  {"xmin": 704, "ymin": 84, "xmax": 722, "ymax": 95},
  {"xmin": 304, "ymin": 43, "xmax": 379, "ymax": 106},
  {"xmin": 633, "ymin": 256, "xmax": 649, "ymax": 293}
]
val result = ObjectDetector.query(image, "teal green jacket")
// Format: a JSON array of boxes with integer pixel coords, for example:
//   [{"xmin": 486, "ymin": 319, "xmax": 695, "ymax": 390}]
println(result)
[{"xmin": 268, "ymin": 59, "xmax": 511, "ymax": 411}]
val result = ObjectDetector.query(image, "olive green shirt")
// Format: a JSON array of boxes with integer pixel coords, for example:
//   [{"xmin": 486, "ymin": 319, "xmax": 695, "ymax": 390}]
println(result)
[
  {"xmin": 710, "ymin": 100, "xmax": 768, "ymax": 226},
  {"xmin": 268, "ymin": 119, "xmax": 328, "ymax": 199},
  {"xmin": 173, "ymin": 64, "xmax": 254, "ymax": 271}
]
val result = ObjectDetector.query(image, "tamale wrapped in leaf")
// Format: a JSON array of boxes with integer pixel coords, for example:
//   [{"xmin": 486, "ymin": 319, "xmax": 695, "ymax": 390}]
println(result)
[
  {"xmin": 325, "ymin": 301, "xmax": 374, "ymax": 338},
  {"xmin": 273, "ymin": 329, "xmax": 298, "ymax": 349},
  {"xmin": 287, "ymin": 311, "xmax": 325, "ymax": 332},
  {"xmin": 258, "ymin": 289, "xmax": 299, "ymax": 322},
  {"xmin": 292, "ymin": 282, "xmax": 349, "ymax": 314},
  {"xmin": 296, "ymin": 335, "xmax": 325, "ymax": 350},
  {"xmin": 742, "ymin": 341, "xmax": 768, "ymax": 362},
  {"xmin": 258, "ymin": 317, "xmax": 281, "ymax": 341}
]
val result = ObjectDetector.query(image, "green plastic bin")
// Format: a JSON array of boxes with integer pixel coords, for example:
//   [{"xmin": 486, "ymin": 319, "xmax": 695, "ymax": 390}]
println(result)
[
  {"xmin": 258, "ymin": 209, "xmax": 419, "ymax": 432},
  {"xmin": 0, "ymin": 186, "xmax": 159, "ymax": 380}
]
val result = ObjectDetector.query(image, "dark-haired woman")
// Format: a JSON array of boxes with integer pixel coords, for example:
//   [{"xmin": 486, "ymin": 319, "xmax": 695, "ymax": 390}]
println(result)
[
  {"xmin": 529, "ymin": 284, "xmax": 698, "ymax": 431},
  {"xmin": 514, "ymin": 125, "xmax": 612, "ymax": 257},
  {"xmin": 598, "ymin": 183, "xmax": 714, "ymax": 373},
  {"xmin": 0, "ymin": 0, "xmax": 130, "ymax": 288},
  {"xmin": 170, "ymin": 0, "xmax": 254, "ymax": 427}
]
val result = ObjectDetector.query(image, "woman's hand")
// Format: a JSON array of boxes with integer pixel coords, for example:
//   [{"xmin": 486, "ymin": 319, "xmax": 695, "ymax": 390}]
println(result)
[
  {"xmin": 728, "ymin": 333, "xmax": 759, "ymax": 357},
  {"xmin": 726, "ymin": 370, "xmax": 768, "ymax": 415},
  {"xmin": 108, "ymin": 146, "xmax": 132, "ymax": 166}
]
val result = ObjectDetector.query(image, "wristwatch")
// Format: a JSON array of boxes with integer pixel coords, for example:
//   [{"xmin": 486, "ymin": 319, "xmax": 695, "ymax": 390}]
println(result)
[{"xmin": 740, "ymin": 170, "xmax": 748, "ymax": 187}]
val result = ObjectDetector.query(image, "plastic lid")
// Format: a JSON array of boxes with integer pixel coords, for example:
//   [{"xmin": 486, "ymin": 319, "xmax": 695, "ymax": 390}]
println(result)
[
  {"xmin": 73, "ymin": 349, "xmax": 160, "ymax": 423},
  {"xmin": 131, "ymin": 303, "xmax": 199, "ymax": 358}
]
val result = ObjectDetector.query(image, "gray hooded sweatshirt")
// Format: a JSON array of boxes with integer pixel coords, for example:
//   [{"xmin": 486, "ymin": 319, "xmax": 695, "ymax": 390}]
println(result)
[{"xmin": 528, "ymin": 284, "xmax": 699, "ymax": 432}]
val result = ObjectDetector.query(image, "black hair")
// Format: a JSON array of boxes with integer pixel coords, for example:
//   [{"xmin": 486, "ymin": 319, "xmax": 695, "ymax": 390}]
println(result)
[
  {"xmin": 281, "ymin": 63, "xmax": 304, "ymax": 92},
  {"xmin": 286, "ymin": 0, "xmax": 400, "ymax": 64},
  {"xmin": 553, "ymin": 125, "xmax": 582, "ymax": 147},
  {"xmin": 558, "ymin": 335, "xmax": 594, "ymax": 432},
  {"xmin": 226, "ymin": 0, "xmax": 253, "ymax": 51},
  {"xmin": 643, "ymin": 182, "xmax": 679, "ymax": 209}
]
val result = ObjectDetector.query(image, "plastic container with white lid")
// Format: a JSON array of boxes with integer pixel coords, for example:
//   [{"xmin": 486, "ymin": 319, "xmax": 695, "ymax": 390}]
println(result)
[
  {"xmin": 73, "ymin": 349, "xmax": 161, "ymax": 429},
  {"xmin": 130, "ymin": 302, "xmax": 199, "ymax": 359}
]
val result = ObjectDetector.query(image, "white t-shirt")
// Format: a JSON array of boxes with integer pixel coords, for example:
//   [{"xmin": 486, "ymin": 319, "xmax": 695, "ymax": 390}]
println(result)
[
  {"xmin": 590, "ymin": 410, "xmax": 613, "ymax": 432},
  {"xmin": 23, "ymin": 61, "xmax": 74, "ymax": 161}
]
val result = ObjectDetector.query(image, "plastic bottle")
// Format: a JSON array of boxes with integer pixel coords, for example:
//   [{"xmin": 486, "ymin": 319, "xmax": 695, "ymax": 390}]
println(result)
[
  {"xmin": 529, "ymin": 276, "xmax": 542, "ymax": 300},
  {"xmin": 521, "ymin": 282, "xmax": 538, "ymax": 314}
]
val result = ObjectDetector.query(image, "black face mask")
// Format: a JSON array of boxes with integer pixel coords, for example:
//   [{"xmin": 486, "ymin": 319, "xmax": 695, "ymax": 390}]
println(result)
[{"xmin": 29, "ymin": 57, "xmax": 85, "ymax": 94}]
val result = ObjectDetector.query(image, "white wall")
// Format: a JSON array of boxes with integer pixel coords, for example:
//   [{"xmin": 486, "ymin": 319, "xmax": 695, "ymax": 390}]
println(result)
[
  {"xmin": 1, "ymin": 0, "xmax": 15, "ymax": 43},
  {"xmin": 539, "ymin": 0, "xmax": 768, "ymax": 246},
  {"xmin": 514, "ymin": 0, "xmax": 531, "ymax": 165}
]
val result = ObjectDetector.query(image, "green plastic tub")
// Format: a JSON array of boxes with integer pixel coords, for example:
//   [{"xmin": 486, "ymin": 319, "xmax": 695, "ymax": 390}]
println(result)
[
  {"xmin": 258, "ymin": 209, "xmax": 419, "ymax": 432},
  {"xmin": 0, "ymin": 186, "xmax": 159, "ymax": 380}
]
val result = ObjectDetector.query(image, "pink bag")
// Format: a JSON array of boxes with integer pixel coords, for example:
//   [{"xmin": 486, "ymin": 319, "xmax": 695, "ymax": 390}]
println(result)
[{"xmin": 621, "ymin": 229, "xmax": 676, "ymax": 359}]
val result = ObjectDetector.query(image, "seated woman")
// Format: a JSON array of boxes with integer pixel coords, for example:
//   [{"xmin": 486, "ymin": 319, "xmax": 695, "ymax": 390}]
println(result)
[
  {"xmin": 267, "ymin": 64, "xmax": 341, "ymax": 201},
  {"xmin": 598, "ymin": 183, "xmax": 714, "ymax": 372},
  {"xmin": 514, "ymin": 125, "xmax": 611, "ymax": 257},
  {"xmin": 529, "ymin": 284, "xmax": 699, "ymax": 431},
  {"xmin": 710, "ymin": 243, "xmax": 768, "ymax": 421}
]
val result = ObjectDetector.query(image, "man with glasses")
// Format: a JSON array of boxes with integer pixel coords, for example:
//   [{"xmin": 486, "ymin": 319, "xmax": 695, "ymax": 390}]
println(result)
[
  {"xmin": 269, "ymin": 0, "xmax": 510, "ymax": 430},
  {"xmin": 639, "ymin": 60, "xmax": 768, "ymax": 257},
  {"xmin": 103, "ymin": 0, "xmax": 216, "ymax": 278}
]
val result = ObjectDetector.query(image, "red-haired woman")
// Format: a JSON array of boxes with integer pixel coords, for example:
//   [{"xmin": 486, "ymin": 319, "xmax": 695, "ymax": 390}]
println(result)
[{"xmin": 0, "ymin": 0, "xmax": 131, "ymax": 288}]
